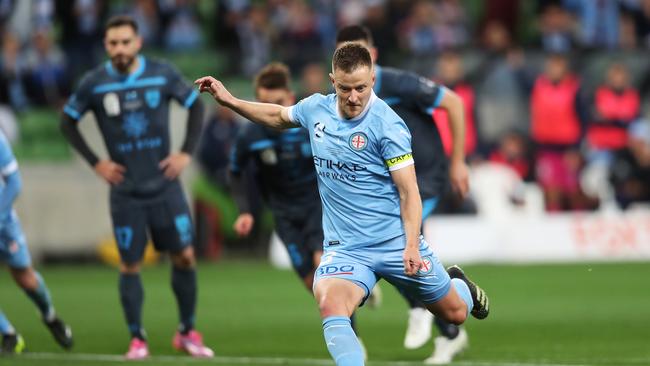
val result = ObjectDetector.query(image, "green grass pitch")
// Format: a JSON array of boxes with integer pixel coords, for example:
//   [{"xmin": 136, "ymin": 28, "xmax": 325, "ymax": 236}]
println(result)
[{"xmin": 1, "ymin": 261, "xmax": 649, "ymax": 365}]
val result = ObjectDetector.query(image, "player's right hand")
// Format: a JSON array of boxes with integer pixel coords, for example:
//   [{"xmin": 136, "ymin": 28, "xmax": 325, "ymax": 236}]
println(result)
[
  {"xmin": 94, "ymin": 160, "xmax": 126, "ymax": 185},
  {"xmin": 403, "ymin": 245, "xmax": 423, "ymax": 277},
  {"xmin": 194, "ymin": 76, "xmax": 233, "ymax": 106},
  {"xmin": 233, "ymin": 213, "xmax": 255, "ymax": 237},
  {"xmin": 449, "ymin": 159, "xmax": 470, "ymax": 199}
]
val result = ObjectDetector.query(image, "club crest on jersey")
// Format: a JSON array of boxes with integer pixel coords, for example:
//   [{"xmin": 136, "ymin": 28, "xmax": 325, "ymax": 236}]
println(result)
[
  {"xmin": 8, "ymin": 241, "xmax": 18, "ymax": 254},
  {"xmin": 103, "ymin": 92, "xmax": 121, "ymax": 116},
  {"xmin": 145, "ymin": 88, "xmax": 160, "ymax": 109},
  {"xmin": 417, "ymin": 256, "xmax": 434, "ymax": 276},
  {"xmin": 349, "ymin": 132, "xmax": 368, "ymax": 151},
  {"xmin": 123, "ymin": 112, "xmax": 149, "ymax": 138}
]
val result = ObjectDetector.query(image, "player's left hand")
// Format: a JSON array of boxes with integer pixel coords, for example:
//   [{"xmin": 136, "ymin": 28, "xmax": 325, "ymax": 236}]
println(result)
[
  {"xmin": 449, "ymin": 159, "xmax": 470, "ymax": 199},
  {"xmin": 403, "ymin": 245, "xmax": 423, "ymax": 277},
  {"xmin": 159, "ymin": 152, "xmax": 191, "ymax": 179}
]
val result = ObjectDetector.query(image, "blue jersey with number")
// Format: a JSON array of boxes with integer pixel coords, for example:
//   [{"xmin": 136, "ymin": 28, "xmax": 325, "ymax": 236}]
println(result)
[{"xmin": 288, "ymin": 92, "xmax": 414, "ymax": 250}]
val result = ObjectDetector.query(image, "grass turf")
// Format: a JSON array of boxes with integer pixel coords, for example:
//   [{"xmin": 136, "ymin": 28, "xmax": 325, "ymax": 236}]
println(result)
[{"xmin": 0, "ymin": 261, "xmax": 649, "ymax": 365}]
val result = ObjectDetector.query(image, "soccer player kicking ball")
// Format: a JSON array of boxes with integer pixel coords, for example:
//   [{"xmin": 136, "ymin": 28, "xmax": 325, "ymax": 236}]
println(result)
[
  {"xmin": 60, "ymin": 15, "xmax": 212, "ymax": 359},
  {"xmin": 228, "ymin": 62, "xmax": 369, "ymax": 359},
  {"xmin": 196, "ymin": 42, "xmax": 489, "ymax": 366},
  {"xmin": 336, "ymin": 26, "xmax": 471, "ymax": 364},
  {"xmin": 0, "ymin": 131, "xmax": 73, "ymax": 355}
]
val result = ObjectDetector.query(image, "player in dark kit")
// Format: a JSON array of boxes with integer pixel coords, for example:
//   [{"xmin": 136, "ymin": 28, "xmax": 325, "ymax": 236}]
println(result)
[
  {"xmin": 229, "ymin": 63, "xmax": 322, "ymax": 289},
  {"xmin": 59, "ymin": 15, "xmax": 213, "ymax": 359},
  {"xmin": 336, "ymin": 26, "xmax": 470, "ymax": 365}
]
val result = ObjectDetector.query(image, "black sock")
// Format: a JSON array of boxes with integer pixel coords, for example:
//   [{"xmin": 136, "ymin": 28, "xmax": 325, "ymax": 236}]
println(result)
[
  {"xmin": 397, "ymin": 287, "xmax": 425, "ymax": 309},
  {"xmin": 119, "ymin": 273, "xmax": 145, "ymax": 340},
  {"xmin": 434, "ymin": 316, "xmax": 460, "ymax": 339},
  {"xmin": 172, "ymin": 267, "xmax": 196, "ymax": 335}
]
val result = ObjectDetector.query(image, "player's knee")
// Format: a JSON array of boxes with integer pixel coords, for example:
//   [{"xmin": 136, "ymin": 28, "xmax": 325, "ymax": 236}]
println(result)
[
  {"xmin": 120, "ymin": 262, "xmax": 141, "ymax": 273},
  {"xmin": 443, "ymin": 308, "xmax": 467, "ymax": 325},
  {"xmin": 171, "ymin": 248, "xmax": 195, "ymax": 269},
  {"xmin": 303, "ymin": 273, "xmax": 315, "ymax": 293},
  {"xmin": 318, "ymin": 299, "xmax": 342, "ymax": 318},
  {"xmin": 10, "ymin": 267, "xmax": 37, "ymax": 289},
  {"xmin": 317, "ymin": 294, "xmax": 354, "ymax": 318}
]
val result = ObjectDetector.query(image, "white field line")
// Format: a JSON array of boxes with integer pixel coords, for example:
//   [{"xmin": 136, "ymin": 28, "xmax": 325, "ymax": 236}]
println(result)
[{"xmin": 16, "ymin": 352, "xmax": 649, "ymax": 366}]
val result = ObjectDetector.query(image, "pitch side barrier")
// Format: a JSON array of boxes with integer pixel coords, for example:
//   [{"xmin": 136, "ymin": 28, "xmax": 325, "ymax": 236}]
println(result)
[{"xmin": 422, "ymin": 209, "xmax": 650, "ymax": 264}]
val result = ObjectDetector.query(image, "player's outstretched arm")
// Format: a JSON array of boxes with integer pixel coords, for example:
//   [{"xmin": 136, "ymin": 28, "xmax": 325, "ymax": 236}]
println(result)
[
  {"xmin": 195, "ymin": 76, "xmax": 295, "ymax": 130},
  {"xmin": 391, "ymin": 164, "xmax": 424, "ymax": 276},
  {"xmin": 438, "ymin": 89, "xmax": 469, "ymax": 198}
]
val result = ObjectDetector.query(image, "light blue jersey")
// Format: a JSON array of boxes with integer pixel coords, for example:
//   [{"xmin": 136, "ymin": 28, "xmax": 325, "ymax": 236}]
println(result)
[
  {"xmin": 288, "ymin": 92, "xmax": 414, "ymax": 250},
  {"xmin": 0, "ymin": 131, "xmax": 30, "ymax": 268},
  {"xmin": 0, "ymin": 132, "xmax": 18, "ymax": 189}
]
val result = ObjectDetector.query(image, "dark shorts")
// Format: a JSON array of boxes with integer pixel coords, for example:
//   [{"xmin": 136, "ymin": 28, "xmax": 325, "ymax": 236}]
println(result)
[
  {"xmin": 274, "ymin": 205, "xmax": 324, "ymax": 279},
  {"xmin": 110, "ymin": 182, "xmax": 193, "ymax": 264}
]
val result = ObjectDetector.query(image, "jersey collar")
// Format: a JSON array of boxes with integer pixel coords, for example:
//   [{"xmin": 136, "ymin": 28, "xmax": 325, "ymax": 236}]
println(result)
[{"xmin": 105, "ymin": 55, "xmax": 146, "ymax": 82}]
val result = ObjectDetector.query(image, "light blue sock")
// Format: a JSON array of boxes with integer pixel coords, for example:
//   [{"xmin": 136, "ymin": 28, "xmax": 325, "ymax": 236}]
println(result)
[
  {"xmin": 322, "ymin": 316, "xmax": 364, "ymax": 366},
  {"xmin": 452, "ymin": 278, "xmax": 473, "ymax": 317},
  {"xmin": 0, "ymin": 309, "xmax": 15, "ymax": 335},
  {"xmin": 24, "ymin": 271, "xmax": 55, "ymax": 321}
]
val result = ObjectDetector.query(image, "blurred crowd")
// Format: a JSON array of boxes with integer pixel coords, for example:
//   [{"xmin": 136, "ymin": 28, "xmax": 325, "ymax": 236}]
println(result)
[{"xmin": 1, "ymin": 0, "xmax": 650, "ymax": 213}]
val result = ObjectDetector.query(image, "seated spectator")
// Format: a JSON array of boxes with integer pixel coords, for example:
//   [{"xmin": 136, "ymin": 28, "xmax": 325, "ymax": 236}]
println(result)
[
  {"xmin": 489, "ymin": 131, "xmax": 534, "ymax": 182},
  {"xmin": 236, "ymin": 4, "xmax": 271, "ymax": 77},
  {"xmin": 129, "ymin": 0, "xmax": 160, "ymax": 46},
  {"xmin": 609, "ymin": 121, "xmax": 650, "ymax": 209},
  {"xmin": 298, "ymin": 62, "xmax": 327, "ymax": 101},
  {"xmin": 564, "ymin": 0, "xmax": 620, "ymax": 50},
  {"xmin": 536, "ymin": 2, "xmax": 578, "ymax": 53},
  {"xmin": 398, "ymin": 0, "xmax": 438, "ymax": 56},
  {"xmin": 22, "ymin": 26, "xmax": 69, "ymax": 107},
  {"xmin": 474, "ymin": 21, "xmax": 528, "ymax": 152},
  {"xmin": 0, "ymin": 31, "xmax": 28, "ymax": 111},
  {"xmin": 625, "ymin": 0, "xmax": 650, "ymax": 48},
  {"xmin": 275, "ymin": 0, "xmax": 322, "ymax": 72},
  {"xmin": 164, "ymin": 3, "xmax": 202, "ymax": 51}
]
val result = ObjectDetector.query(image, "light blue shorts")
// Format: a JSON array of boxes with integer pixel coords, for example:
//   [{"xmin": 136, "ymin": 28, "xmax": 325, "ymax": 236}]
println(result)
[
  {"xmin": 0, "ymin": 213, "xmax": 31, "ymax": 269},
  {"xmin": 314, "ymin": 234, "xmax": 451, "ymax": 306}
]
